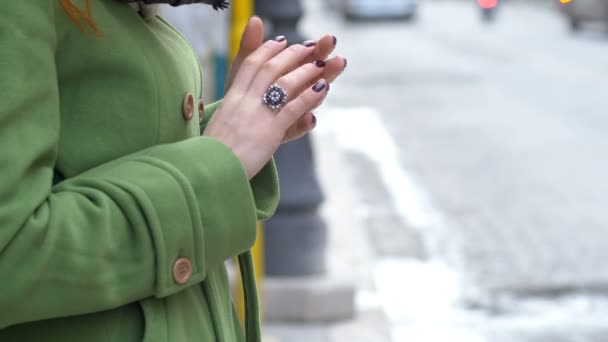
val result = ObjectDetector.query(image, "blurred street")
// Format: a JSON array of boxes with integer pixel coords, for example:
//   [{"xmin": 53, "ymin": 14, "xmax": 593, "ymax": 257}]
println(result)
[{"xmin": 265, "ymin": 1, "xmax": 608, "ymax": 341}]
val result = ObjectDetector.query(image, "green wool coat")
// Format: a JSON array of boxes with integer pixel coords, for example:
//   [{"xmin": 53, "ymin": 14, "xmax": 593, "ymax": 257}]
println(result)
[{"xmin": 0, "ymin": 1, "xmax": 279, "ymax": 341}]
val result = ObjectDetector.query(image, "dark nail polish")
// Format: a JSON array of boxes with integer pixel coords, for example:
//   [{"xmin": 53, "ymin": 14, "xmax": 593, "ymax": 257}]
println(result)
[
  {"xmin": 343, "ymin": 58, "xmax": 348, "ymax": 68},
  {"xmin": 312, "ymin": 114, "xmax": 317, "ymax": 127},
  {"xmin": 303, "ymin": 40, "xmax": 316, "ymax": 47},
  {"xmin": 274, "ymin": 35, "xmax": 286, "ymax": 42},
  {"xmin": 312, "ymin": 80, "xmax": 327, "ymax": 92},
  {"xmin": 314, "ymin": 60, "xmax": 326, "ymax": 68},
  {"xmin": 332, "ymin": 35, "xmax": 337, "ymax": 46}
]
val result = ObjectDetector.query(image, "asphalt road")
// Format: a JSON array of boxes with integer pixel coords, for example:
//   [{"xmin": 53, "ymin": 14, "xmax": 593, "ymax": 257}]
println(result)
[{"xmin": 299, "ymin": 1, "xmax": 608, "ymax": 341}]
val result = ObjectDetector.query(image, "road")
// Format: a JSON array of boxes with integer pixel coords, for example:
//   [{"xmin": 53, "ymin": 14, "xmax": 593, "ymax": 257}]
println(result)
[{"xmin": 295, "ymin": 1, "xmax": 608, "ymax": 341}]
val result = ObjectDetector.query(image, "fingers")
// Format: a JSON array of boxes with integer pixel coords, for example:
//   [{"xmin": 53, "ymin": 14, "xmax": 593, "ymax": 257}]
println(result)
[
  {"xmin": 248, "ymin": 42, "xmax": 317, "ymax": 93},
  {"xmin": 300, "ymin": 35, "xmax": 346, "ymax": 84},
  {"xmin": 230, "ymin": 36, "xmax": 288, "ymax": 93},
  {"xmin": 239, "ymin": 17, "xmax": 265, "ymax": 56},
  {"xmin": 281, "ymin": 55, "xmax": 346, "ymax": 98},
  {"xmin": 302, "ymin": 34, "xmax": 346, "ymax": 83},
  {"xmin": 225, "ymin": 16, "xmax": 264, "ymax": 92},
  {"xmin": 321, "ymin": 55, "xmax": 347, "ymax": 83},
  {"xmin": 277, "ymin": 79, "xmax": 329, "ymax": 129},
  {"xmin": 303, "ymin": 34, "xmax": 337, "ymax": 65},
  {"xmin": 273, "ymin": 60, "xmax": 326, "ymax": 102},
  {"xmin": 228, "ymin": 29, "xmax": 344, "ymax": 98},
  {"xmin": 282, "ymin": 112, "xmax": 316, "ymax": 143}
]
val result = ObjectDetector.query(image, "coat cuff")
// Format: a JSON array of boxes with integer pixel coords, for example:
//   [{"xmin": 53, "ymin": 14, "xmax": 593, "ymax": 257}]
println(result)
[
  {"xmin": 139, "ymin": 137, "xmax": 259, "ymax": 297},
  {"xmin": 199, "ymin": 98, "xmax": 279, "ymax": 220},
  {"xmin": 250, "ymin": 158, "xmax": 279, "ymax": 221},
  {"xmin": 200, "ymin": 99, "xmax": 222, "ymax": 132},
  {"xmin": 96, "ymin": 156, "xmax": 208, "ymax": 298}
]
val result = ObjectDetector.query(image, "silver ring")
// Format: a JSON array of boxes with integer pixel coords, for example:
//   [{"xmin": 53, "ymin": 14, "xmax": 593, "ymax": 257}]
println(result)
[{"xmin": 263, "ymin": 84, "xmax": 288, "ymax": 110}]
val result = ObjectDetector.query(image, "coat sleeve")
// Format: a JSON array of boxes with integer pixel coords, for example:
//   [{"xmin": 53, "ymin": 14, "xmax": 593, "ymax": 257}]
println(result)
[
  {"xmin": 0, "ymin": 2, "xmax": 278, "ymax": 329},
  {"xmin": 201, "ymin": 99, "xmax": 280, "ymax": 221}
]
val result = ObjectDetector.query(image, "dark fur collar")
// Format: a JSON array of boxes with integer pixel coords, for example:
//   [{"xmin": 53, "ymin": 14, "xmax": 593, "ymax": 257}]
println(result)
[
  {"xmin": 128, "ymin": 2, "xmax": 160, "ymax": 17},
  {"xmin": 122, "ymin": 0, "xmax": 228, "ymax": 10}
]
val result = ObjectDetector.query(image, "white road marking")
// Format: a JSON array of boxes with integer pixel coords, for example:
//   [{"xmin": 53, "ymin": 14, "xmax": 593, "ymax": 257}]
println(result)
[
  {"xmin": 318, "ymin": 106, "xmax": 486, "ymax": 342},
  {"xmin": 317, "ymin": 106, "xmax": 441, "ymax": 230}
]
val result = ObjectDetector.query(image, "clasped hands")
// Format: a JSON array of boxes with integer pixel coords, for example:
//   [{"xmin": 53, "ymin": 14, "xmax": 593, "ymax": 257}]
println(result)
[{"xmin": 203, "ymin": 16, "xmax": 346, "ymax": 179}]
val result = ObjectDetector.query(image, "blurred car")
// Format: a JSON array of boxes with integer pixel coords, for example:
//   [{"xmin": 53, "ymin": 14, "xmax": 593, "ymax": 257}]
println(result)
[
  {"xmin": 478, "ymin": 0, "xmax": 500, "ymax": 23},
  {"xmin": 341, "ymin": 0, "xmax": 418, "ymax": 21},
  {"xmin": 556, "ymin": 0, "xmax": 608, "ymax": 31}
]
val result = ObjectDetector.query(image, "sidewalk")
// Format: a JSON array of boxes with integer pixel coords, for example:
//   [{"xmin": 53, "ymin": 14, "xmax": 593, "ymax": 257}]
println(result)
[{"xmin": 262, "ymin": 120, "xmax": 394, "ymax": 342}]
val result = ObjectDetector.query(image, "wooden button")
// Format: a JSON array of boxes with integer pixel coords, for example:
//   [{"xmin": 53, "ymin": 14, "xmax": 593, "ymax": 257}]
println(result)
[
  {"xmin": 198, "ymin": 99, "xmax": 205, "ymax": 124},
  {"xmin": 172, "ymin": 257, "xmax": 192, "ymax": 285},
  {"xmin": 182, "ymin": 93, "xmax": 195, "ymax": 121}
]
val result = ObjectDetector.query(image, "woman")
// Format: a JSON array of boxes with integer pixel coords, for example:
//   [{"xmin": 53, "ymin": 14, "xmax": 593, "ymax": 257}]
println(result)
[{"xmin": 0, "ymin": 1, "xmax": 346, "ymax": 341}]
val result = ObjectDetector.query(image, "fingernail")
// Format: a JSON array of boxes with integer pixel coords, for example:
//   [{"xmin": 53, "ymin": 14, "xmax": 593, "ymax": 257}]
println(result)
[
  {"xmin": 303, "ymin": 40, "xmax": 316, "ymax": 47},
  {"xmin": 332, "ymin": 35, "xmax": 337, "ymax": 46},
  {"xmin": 312, "ymin": 114, "xmax": 317, "ymax": 127},
  {"xmin": 274, "ymin": 35, "xmax": 286, "ymax": 42},
  {"xmin": 313, "ymin": 60, "xmax": 326, "ymax": 68},
  {"xmin": 343, "ymin": 58, "xmax": 348, "ymax": 68},
  {"xmin": 312, "ymin": 80, "xmax": 327, "ymax": 92}
]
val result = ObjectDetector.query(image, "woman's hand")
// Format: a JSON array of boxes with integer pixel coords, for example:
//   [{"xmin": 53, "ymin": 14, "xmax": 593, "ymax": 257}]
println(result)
[
  {"xmin": 203, "ymin": 23, "xmax": 346, "ymax": 179},
  {"xmin": 221, "ymin": 17, "xmax": 348, "ymax": 144},
  {"xmin": 225, "ymin": 17, "xmax": 346, "ymax": 93}
]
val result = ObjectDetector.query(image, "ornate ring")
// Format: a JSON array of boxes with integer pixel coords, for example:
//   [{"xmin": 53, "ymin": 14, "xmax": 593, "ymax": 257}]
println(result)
[{"xmin": 263, "ymin": 84, "xmax": 288, "ymax": 111}]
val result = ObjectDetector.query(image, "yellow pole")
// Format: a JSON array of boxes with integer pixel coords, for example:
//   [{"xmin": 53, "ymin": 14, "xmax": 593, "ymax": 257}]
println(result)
[
  {"xmin": 230, "ymin": 0, "xmax": 264, "ymax": 325},
  {"xmin": 229, "ymin": 0, "xmax": 253, "ymax": 64}
]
